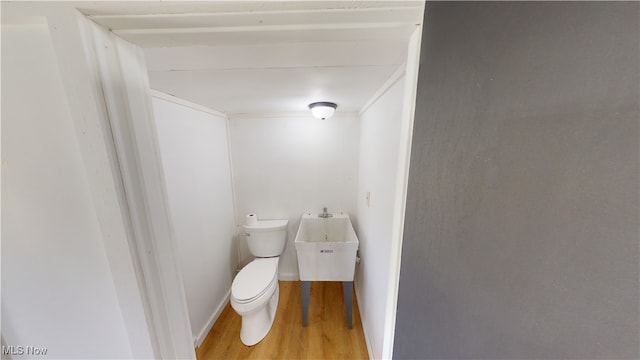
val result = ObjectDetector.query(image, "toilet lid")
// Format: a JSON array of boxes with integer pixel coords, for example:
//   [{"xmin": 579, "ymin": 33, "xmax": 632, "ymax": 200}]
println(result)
[{"xmin": 232, "ymin": 258, "xmax": 278, "ymax": 302}]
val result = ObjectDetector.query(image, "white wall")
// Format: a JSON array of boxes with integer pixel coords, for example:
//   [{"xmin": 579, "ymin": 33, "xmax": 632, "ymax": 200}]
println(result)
[
  {"xmin": 229, "ymin": 115, "xmax": 360, "ymax": 279},
  {"xmin": 1, "ymin": 23, "xmax": 138, "ymax": 359},
  {"xmin": 356, "ymin": 75, "xmax": 406, "ymax": 360},
  {"xmin": 152, "ymin": 96, "xmax": 237, "ymax": 346}
]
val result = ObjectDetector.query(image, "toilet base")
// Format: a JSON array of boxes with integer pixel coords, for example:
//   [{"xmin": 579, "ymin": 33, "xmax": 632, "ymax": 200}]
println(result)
[{"xmin": 239, "ymin": 283, "xmax": 280, "ymax": 346}]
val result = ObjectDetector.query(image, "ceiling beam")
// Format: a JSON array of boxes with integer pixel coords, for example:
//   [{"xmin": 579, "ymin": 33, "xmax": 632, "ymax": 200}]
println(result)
[
  {"xmin": 143, "ymin": 41, "xmax": 407, "ymax": 71},
  {"xmin": 115, "ymin": 24, "xmax": 417, "ymax": 47},
  {"xmin": 89, "ymin": 7, "xmax": 423, "ymax": 31},
  {"xmin": 113, "ymin": 21, "xmax": 417, "ymax": 36},
  {"xmin": 79, "ymin": 1, "xmax": 424, "ymax": 16}
]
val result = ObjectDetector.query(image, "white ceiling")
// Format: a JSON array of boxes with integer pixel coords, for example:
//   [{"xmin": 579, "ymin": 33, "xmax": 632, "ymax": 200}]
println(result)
[{"xmin": 87, "ymin": 1, "xmax": 425, "ymax": 117}]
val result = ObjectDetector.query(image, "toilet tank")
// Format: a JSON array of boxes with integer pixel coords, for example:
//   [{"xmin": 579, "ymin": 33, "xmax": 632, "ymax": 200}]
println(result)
[{"xmin": 243, "ymin": 219, "xmax": 288, "ymax": 257}]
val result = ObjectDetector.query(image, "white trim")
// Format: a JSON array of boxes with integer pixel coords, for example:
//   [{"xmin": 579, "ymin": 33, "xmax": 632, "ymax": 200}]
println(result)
[
  {"xmin": 114, "ymin": 33, "xmax": 196, "ymax": 360},
  {"xmin": 150, "ymin": 89, "xmax": 228, "ymax": 119},
  {"xmin": 76, "ymin": 14, "xmax": 195, "ymax": 359},
  {"xmin": 47, "ymin": 10, "xmax": 158, "ymax": 358},
  {"xmin": 113, "ymin": 22, "xmax": 414, "ymax": 36},
  {"xmin": 359, "ymin": 63, "xmax": 407, "ymax": 116},
  {"xmin": 195, "ymin": 290, "xmax": 231, "ymax": 347},
  {"xmin": 88, "ymin": 6, "xmax": 425, "ymax": 21},
  {"xmin": 277, "ymin": 272, "xmax": 299, "ymax": 281},
  {"xmin": 224, "ymin": 116, "xmax": 242, "ymax": 269},
  {"xmin": 354, "ymin": 283, "xmax": 375, "ymax": 360},
  {"xmin": 383, "ymin": 25, "xmax": 423, "ymax": 359}
]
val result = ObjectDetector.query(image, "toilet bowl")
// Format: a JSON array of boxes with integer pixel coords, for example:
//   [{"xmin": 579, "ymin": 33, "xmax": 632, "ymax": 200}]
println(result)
[
  {"xmin": 230, "ymin": 217, "xmax": 288, "ymax": 346},
  {"xmin": 231, "ymin": 257, "xmax": 280, "ymax": 346}
]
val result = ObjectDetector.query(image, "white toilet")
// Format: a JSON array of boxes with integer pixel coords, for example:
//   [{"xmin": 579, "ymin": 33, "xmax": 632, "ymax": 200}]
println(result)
[{"xmin": 231, "ymin": 218, "xmax": 288, "ymax": 346}]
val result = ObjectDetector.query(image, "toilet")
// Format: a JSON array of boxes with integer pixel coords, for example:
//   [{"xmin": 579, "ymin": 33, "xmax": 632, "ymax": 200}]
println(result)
[{"xmin": 231, "ymin": 218, "xmax": 288, "ymax": 346}]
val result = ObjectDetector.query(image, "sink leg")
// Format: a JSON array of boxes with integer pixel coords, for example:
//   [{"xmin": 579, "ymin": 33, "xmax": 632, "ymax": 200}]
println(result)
[
  {"xmin": 342, "ymin": 281, "xmax": 353, "ymax": 329},
  {"xmin": 301, "ymin": 281, "xmax": 311, "ymax": 327}
]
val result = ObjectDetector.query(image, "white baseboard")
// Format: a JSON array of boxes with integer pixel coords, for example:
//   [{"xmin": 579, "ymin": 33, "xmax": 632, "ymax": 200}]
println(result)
[
  {"xmin": 278, "ymin": 272, "xmax": 299, "ymax": 281},
  {"xmin": 354, "ymin": 282, "xmax": 375, "ymax": 360},
  {"xmin": 195, "ymin": 289, "xmax": 231, "ymax": 347}
]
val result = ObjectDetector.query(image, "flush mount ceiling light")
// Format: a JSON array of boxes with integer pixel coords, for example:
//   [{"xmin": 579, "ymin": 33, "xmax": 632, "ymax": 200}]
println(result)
[{"xmin": 308, "ymin": 102, "xmax": 337, "ymax": 120}]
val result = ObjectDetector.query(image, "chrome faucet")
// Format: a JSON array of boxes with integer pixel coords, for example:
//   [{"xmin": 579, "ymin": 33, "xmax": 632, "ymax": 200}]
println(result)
[{"xmin": 319, "ymin": 207, "xmax": 333, "ymax": 218}]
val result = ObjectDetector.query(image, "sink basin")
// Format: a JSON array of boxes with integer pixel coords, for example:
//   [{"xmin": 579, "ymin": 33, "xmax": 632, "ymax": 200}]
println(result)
[{"xmin": 294, "ymin": 213, "xmax": 359, "ymax": 281}]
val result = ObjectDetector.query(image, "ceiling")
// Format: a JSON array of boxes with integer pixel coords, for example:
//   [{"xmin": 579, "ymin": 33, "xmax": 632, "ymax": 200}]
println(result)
[{"xmin": 68, "ymin": 1, "xmax": 425, "ymax": 117}]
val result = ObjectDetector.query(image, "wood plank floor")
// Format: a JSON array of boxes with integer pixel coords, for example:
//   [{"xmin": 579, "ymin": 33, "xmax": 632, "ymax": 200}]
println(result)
[{"xmin": 196, "ymin": 281, "xmax": 369, "ymax": 359}]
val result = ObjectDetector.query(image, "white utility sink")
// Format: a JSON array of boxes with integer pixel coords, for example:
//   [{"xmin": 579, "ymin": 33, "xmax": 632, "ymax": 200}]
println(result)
[{"xmin": 294, "ymin": 212, "xmax": 359, "ymax": 281}]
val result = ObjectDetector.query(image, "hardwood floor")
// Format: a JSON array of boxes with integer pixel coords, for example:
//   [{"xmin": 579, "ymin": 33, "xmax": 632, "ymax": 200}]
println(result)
[{"xmin": 196, "ymin": 281, "xmax": 369, "ymax": 359}]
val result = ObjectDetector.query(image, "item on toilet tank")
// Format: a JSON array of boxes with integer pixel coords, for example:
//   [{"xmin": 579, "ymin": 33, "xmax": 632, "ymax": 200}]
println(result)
[{"xmin": 246, "ymin": 213, "xmax": 258, "ymax": 226}]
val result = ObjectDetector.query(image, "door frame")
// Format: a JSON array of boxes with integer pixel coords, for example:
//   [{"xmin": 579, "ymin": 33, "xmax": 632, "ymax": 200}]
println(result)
[
  {"xmin": 383, "ymin": 26, "xmax": 422, "ymax": 359},
  {"xmin": 46, "ymin": 9, "xmax": 194, "ymax": 359},
  {"xmin": 38, "ymin": 5, "xmax": 423, "ymax": 359}
]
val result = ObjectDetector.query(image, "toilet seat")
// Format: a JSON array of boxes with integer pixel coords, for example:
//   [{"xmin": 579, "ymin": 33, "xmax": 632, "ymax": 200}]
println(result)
[{"xmin": 232, "ymin": 258, "xmax": 278, "ymax": 304}]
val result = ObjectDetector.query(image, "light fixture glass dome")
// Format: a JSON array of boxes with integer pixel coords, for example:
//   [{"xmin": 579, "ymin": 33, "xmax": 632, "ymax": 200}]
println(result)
[{"xmin": 308, "ymin": 102, "xmax": 337, "ymax": 120}]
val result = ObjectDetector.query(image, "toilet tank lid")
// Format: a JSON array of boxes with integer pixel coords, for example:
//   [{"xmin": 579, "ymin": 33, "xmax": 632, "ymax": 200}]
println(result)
[
  {"xmin": 243, "ymin": 219, "xmax": 288, "ymax": 231},
  {"xmin": 232, "ymin": 258, "xmax": 278, "ymax": 301}
]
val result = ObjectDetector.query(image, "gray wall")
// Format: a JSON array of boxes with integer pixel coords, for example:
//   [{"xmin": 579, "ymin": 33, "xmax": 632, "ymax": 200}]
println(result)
[{"xmin": 394, "ymin": 2, "xmax": 639, "ymax": 359}]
